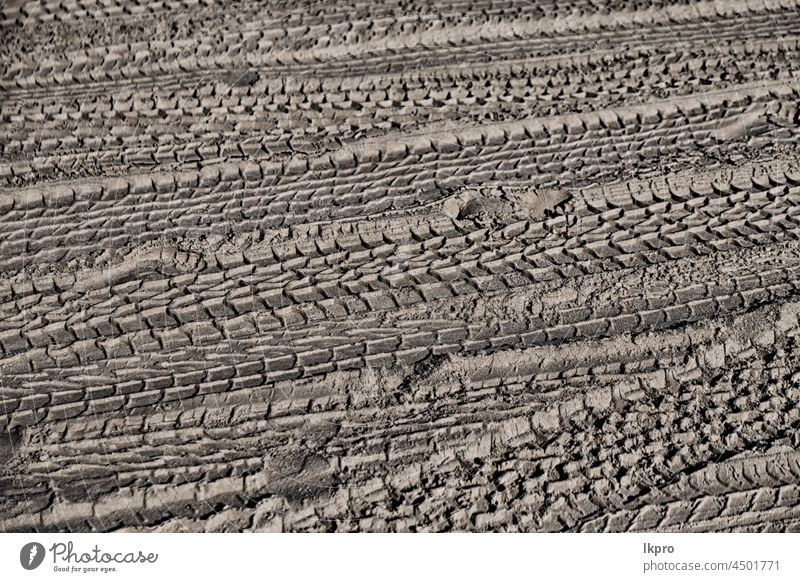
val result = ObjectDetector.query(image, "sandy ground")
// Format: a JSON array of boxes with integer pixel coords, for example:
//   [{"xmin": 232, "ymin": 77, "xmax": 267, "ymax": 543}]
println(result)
[{"xmin": 2, "ymin": 0, "xmax": 800, "ymax": 532}]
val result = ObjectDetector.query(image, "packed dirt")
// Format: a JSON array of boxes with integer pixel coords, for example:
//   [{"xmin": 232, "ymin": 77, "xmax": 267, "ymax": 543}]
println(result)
[{"xmin": 2, "ymin": 0, "xmax": 800, "ymax": 532}]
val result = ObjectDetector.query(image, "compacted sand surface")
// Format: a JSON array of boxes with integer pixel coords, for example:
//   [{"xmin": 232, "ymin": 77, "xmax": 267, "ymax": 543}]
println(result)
[{"xmin": 2, "ymin": 0, "xmax": 800, "ymax": 532}]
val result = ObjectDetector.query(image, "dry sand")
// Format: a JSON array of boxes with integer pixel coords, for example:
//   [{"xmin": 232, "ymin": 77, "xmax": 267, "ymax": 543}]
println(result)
[{"xmin": 2, "ymin": 0, "xmax": 800, "ymax": 532}]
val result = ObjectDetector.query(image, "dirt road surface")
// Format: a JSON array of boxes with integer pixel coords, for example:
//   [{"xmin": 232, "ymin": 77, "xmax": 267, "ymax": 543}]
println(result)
[{"xmin": 2, "ymin": 0, "xmax": 800, "ymax": 532}]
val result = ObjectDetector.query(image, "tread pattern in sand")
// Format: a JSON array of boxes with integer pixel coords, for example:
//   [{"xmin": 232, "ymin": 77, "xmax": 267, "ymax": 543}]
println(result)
[{"xmin": 2, "ymin": 0, "xmax": 800, "ymax": 532}]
